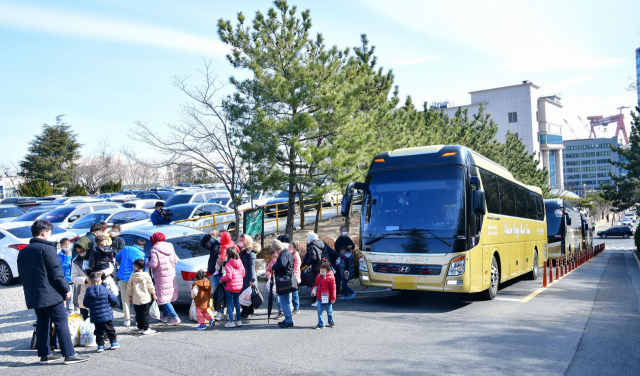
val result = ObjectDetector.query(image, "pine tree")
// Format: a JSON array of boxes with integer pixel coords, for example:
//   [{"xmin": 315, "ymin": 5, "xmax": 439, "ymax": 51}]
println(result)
[
  {"xmin": 603, "ymin": 105, "xmax": 640, "ymax": 210},
  {"xmin": 66, "ymin": 184, "xmax": 87, "ymax": 197},
  {"xmin": 18, "ymin": 180, "xmax": 53, "ymax": 198},
  {"xmin": 99, "ymin": 181, "xmax": 122, "ymax": 194},
  {"xmin": 20, "ymin": 116, "xmax": 81, "ymax": 192}
]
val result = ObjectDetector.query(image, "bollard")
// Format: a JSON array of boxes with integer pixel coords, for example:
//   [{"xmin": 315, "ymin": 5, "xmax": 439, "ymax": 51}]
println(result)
[
  {"xmin": 565, "ymin": 255, "xmax": 568, "ymax": 274},
  {"xmin": 560, "ymin": 258, "xmax": 564, "ymax": 277},
  {"xmin": 556, "ymin": 259, "xmax": 559, "ymax": 280},
  {"xmin": 543, "ymin": 259, "xmax": 547, "ymax": 288},
  {"xmin": 549, "ymin": 259, "xmax": 553, "ymax": 284}
]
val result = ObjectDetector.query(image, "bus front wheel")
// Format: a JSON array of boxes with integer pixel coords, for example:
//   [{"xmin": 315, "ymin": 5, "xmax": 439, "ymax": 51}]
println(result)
[
  {"xmin": 484, "ymin": 256, "xmax": 499, "ymax": 300},
  {"xmin": 528, "ymin": 251, "xmax": 539, "ymax": 280}
]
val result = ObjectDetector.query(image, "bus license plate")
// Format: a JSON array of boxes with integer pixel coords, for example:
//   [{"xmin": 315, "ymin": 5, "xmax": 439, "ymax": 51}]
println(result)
[{"xmin": 393, "ymin": 276, "xmax": 417, "ymax": 290}]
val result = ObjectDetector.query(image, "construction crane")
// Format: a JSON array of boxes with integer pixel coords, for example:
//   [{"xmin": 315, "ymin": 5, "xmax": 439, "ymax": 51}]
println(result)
[
  {"xmin": 586, "ymin": 106, "xmax": 630, "ymax": 144},
  {"xmin": 563, "ymin": 119, "xmax": 581, "ymax": 139}
]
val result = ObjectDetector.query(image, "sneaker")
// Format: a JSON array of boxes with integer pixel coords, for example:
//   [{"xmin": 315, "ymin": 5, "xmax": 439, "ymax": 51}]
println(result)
[
  {"xmin": 40, "ymin": 352, "xmax": 64, "ymax": 364},
  {"xmin": 142, "ymin": 329, "xmax": 156, "ymax": 335},
  {"xmin": 292, "ymin": 309, "xmax": 300, "ymax": 315},
  {"xmin": 122, "ymin": 320, "xmax": 130, "ymax": 327},
  {"xmin": 274, "ymin": 312, "xmax": 284, "ymax": 320},
  {"xmin": 329, "ymin": 321, "xmax": 335, "ymax": 328},
  {"xmin": 214, "ymin": 312, "xmax": 225, "ymax": 321},
  {"xmin": 339, "ymin": 296, "xmax": 348, "ymax": 300},
  {"xmin": 314, "ymin": 325, "xmax": 324, "ymax": 330},
  {"xmin": 97, "ymin": 346, "xmax": 105, "ymax": 353},
  {"xmin": 138, "ymin": 329, "xmax": 144, "ymax": 334},
  {"xmin": 196, "ymin": 324, "xmax": 207, "ymax": 331},
  {"xmin": 64, "ymin": 353, "xmax": 89, "ymax": 365},
  {"xmin": 160, "ymin": 316, "xmax": 168, "ymax": 323},
  {"xmin": 278, "ymin": 321, "xmax": 294, "ymax": 328},
  {"xmin": 168, "ymin": 317, "xmax": 181, "ymax": 326},
  {"xmin": 111, "ymin": 342, "xmax": 120, "ymax": 350},
  {"xmin": 311, "ymin": 302, "xmax": 318, "ymax": 307},
  {"xmin": 208, "ymin": 318, "xmax": 215, "ymax": 328},
  {"xmin": 349, "ymin": 292, "xmax": 357, "ymax": 300},
  {"xmin": 236, "ymin": 320, "xmax": 243, "ymax": 327},
  {"xmin": 224, "ymin": 321, "xmax": 237, "ymax": 328}
]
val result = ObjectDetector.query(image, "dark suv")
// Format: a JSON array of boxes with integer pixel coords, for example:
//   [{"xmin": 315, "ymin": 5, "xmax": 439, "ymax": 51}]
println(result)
[{"xmin": 597, "ymin": 226, "xmax": 634, "ymax": 239}]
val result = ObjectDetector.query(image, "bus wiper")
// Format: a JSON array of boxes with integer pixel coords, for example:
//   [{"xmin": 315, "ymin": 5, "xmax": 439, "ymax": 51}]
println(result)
[
  {"xmin": 401, "ymin": 228, "xmax": 452, "ymax": 247},
  {"xmin": 364, "ymin": 228, "xmax": 452, "ymax": 247}
]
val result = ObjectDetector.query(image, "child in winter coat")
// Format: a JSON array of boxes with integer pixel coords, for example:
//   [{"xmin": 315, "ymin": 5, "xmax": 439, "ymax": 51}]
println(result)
[
  {"xmin": 338, "ymin": 247, "xmax": 356, "ymax": 300},
  {"xmin": 220, "ymin": 248, "xmax": 245, "ymax": 328},
  {"xmin": 57, "ymin": 238, "xmax": 75, "ymax": 312},
  {"xmin": 98, "ymin": 221, "xmax": 113, "ymax": 246},
  {"xmin": 191, "ymin": 270, "xmax": 214, "ymax": 330},
  {"xmin": 312, "ymin": 261, "xmax": 336, "ymax": 329},
  {"xmin": 127, "ymin": 259, "xmax": 156, "ymax": 335},
  {"xmin": 89, "ymin": 235, "xmax": 115, "ymax": 275},
  {"xmin": 83, "ymin": 272, "xmax": 119, "ymax": 352}
]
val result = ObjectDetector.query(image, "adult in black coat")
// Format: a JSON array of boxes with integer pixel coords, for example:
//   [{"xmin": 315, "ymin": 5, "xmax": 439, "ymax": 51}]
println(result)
[
  {"xmin": 271, "ymin": 241, "xmax": 294, "ymax": 327},
  {"xmin": 239, "ymin": 234, "xmax": 258, "ymax": 318},
  {"xmin": 17, "ymin": 220, "xmax": 89, "ymax": 365}
]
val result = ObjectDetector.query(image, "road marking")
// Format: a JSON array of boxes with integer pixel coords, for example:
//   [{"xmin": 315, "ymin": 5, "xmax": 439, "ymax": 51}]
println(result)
[
  {"xmin": 634, "ymin": 252, "xmax": 640, "ymax": 269},
  {"xmin": 520, "ymin": 287, "xmax": 546, "ymax": 303},
  {"xmin": 495, "ymin": 297, "xmax": 522, "ymax": 302}
]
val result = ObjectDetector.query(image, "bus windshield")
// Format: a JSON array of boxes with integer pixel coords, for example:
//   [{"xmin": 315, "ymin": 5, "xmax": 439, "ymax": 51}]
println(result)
[
  {"xmin": 364, "ymin": 166, "xmax": 465, "ymax": 239},
  {"xmin": 545, "ymin": 201, "xmax": 564, "ymax": 237}
]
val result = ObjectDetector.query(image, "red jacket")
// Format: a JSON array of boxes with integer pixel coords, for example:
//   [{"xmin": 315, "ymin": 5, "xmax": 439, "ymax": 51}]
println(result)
[
  {"xmin": 220, "ymin": 259, "xmax": 245, "ymax": 293},
  {"xmin": 313, "ymin": 270, "xmax": 336, "ymax": 302},
  {"xmin": 219, "ymin": 232, "xmax": 238, "ymax": 261}
]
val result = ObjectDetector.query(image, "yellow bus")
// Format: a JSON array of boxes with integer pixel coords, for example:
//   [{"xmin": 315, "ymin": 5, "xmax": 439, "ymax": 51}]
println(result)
[{"xmin": 341, "ymin": 145, "xmax": 548, "ymax": 299}]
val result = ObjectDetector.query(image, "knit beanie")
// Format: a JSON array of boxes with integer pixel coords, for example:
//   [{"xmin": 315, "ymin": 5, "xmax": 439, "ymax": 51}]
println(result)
[
  {"xmin": 271, "ymin": 239, "xmax": 284, "ymax": 251},
  {"xmin": 307, "ymin": 232, "xmax": 318, "ymax": 244}
]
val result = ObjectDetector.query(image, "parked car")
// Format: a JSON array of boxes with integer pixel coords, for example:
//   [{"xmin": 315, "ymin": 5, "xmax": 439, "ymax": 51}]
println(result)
[
  {"xmin": 623, "ymin": 213, "xmax": 636, "ymax": 222},
  {"xmin": 1, "ymin": 197, "xmax": 41, "ymax": 211},
  {"xmin": 164, "ymin": 190, "xmax": 227, "ymax": 207},
  {"xmin": 27, "ymin": 204, "xmax": 62, "ymax": 212},
  {"xmin": 97, "ymin": 193, "xmax": 124, "ymax": 199},
  {"xmin": 0, "ymin": 205, "xmax": 25, "ymax": 224},
  {"xmin": 597, "ymin": 226, "xmax": 634, "ymax": 239},
  {"xmin": 0, "ymin": 222, "xmax": 77, "ymax": 285},
  {"xmin": 122, "ymin": 199, "xmax": 163, "ymax": 210},
  {"xmin": 136, "ymin": 191, "xmax": 176, "ymax": 201},
  {"xmin": 621, "ymin": 218, "xmax": 634, "ymax": 227},
  {"xmin": 120, "ymin": 190, "xmax": 145, "ymax": 196},
  {"xmin": 264, "ymin": 191, "xmax": 315, "ymax": 217},
  {"xmin": 119, "ymin": 224, "xmax": 210, "ymax": 304},
  {"xmin": 12, "ymin": 208, "xmax": 54, "ymax": 223},
  {"xmin": 41, "ymin": 202, "xmax": 121, "ymax": 229},
  {"xmin": 67, "ymin": 208, "xmax": 152, "ymax": 236},
  {"xmin": 168, "ymin": 203, "xmax": 236, "ymax": 234}
]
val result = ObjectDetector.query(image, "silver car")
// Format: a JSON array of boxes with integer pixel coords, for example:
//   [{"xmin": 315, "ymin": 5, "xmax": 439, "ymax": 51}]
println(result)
[
  {"xmin": 0, "ymin": 205, "xmax": 25, "ymax": 224},
  {"xmin": 41, "ymin": 202, "xmax": 121, "ymax": 229},
  {"xmin": 119, "ymin": 224, "xmax": 211, "ymax": 304}
]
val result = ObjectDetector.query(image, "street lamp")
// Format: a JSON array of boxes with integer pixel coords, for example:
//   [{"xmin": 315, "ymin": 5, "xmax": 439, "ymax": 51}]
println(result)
[{"xmin": 583, "ymin": 183, "xmax": 586, "ymax": 198}]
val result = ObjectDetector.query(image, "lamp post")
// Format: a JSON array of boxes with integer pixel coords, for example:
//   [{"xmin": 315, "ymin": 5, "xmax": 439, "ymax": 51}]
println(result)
[{"xmin": 583, "ymin": 183, "xmax": 586, "ymax": 198}]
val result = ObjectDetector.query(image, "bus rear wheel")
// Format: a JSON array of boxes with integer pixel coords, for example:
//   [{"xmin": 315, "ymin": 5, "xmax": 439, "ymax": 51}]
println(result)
[
  {"xmin": 528, "ymin": 251, "xmax": 538, "ymax": 280},
  {"xmin": 483, "ymin": 256, "xmax": 499, "ymax": 300}
]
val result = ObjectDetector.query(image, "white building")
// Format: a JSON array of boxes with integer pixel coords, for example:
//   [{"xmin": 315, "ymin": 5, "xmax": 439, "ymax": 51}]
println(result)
[{"xmin": 438, "ymin": 81, "xmax": 565, "ymax": 189}]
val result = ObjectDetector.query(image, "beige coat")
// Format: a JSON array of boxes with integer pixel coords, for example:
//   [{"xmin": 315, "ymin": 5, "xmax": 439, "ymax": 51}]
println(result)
[
  {"xmin": 127, "ymin": 272, "xmax": 156, "ymax": 305},
  {"xmin": 71, "ymin": 256, "xmax": 116, "ymax": 309}
]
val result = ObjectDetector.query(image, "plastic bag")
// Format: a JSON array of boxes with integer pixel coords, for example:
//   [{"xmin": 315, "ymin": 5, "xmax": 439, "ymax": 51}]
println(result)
[
  {"xmin": 80, "ymin": 318, "xmax": 95, "ymax": 347},
  {"xmin": 189, "ymin": 299, "xmax": 215, "ymax": 322},
  {"xmin": 149, "ymin": 301, "xmax": 160, "ymax": 320},
  {"xmin": 239, "ymin": 286, "xmax": 252, "ymax": 307}
]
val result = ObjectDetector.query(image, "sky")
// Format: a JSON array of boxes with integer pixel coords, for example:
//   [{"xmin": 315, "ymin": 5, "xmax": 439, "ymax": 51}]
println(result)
[{"xmin": 1, "ymin": 0, "xmax": 639, "ymax": 166}]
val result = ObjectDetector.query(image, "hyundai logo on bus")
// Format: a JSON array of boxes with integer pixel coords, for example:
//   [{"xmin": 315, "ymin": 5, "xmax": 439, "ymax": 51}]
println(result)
[{"xmin": 399, "ymin": 266, "xmax": 411, "ymax": 273}]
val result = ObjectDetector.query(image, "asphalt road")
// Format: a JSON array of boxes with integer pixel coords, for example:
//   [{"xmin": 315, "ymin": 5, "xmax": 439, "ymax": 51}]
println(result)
[{"xmin": 1, "ymin": 234, "xmax": 638, "ymax": 375}]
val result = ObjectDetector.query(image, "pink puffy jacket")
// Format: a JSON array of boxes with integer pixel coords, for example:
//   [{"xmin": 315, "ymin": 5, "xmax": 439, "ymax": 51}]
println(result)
[
  {"xmin": 148, "ymin": 242, "xmax": 179, "ymax": 305},
  {"xmin": 220, "ymin": 259, "xmax": 245, "ymax": 293},
  {"xmin": 292, "ymin": 251, "xmax": 301, "ymax": 284}
]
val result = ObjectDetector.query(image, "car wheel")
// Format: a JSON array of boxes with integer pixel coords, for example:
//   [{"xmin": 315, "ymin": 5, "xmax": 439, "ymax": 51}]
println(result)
[
  {"xmin": 601, "ymin": 234, "xmax": 607, "ymax": 239},
  {"xmin": 623, "ymin": 234, "xmax": 629, "ymax": 239},
  {"xmin": 483, "ymin": 255, "xmax": 499, "ymax": 300},
  {"xmin": 0, "ymin": 260, "xmax": 15, "ymax": 286},
  {"xmin": 528, "ymin": 251, "xmax": 538, "ymax": 280}
]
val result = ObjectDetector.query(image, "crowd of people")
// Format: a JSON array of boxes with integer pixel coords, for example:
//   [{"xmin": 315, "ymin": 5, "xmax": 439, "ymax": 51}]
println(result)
[{"xmin": 16, "ymin": 217, "xmax": 359, "ymax": 365}]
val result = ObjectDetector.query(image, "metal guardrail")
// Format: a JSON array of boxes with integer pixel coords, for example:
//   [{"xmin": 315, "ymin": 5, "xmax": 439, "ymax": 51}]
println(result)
[{"xmin": 171, "ymin": 194, "xmax": 361, "ymax": 234}]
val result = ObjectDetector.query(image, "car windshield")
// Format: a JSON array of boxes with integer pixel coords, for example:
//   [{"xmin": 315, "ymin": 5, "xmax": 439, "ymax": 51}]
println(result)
[
  {"xmin": 545, "ymin": 201, "xmax": 564, "ymax": 237},
  {"xmin": 158, "ymin": 191, "xmax": 175, "ymax": 200},
  {"xmin": 167, "ymin": 235, "xmax": 210, "ymax": 259},
  {"xmin": 207, "ymin": 198, "xmax": 229, "ymax": 206},
  {"xmin": 0, "ymin": 207, "xmax": 24, "ymax": 218},
  {"xmin": 252, "ymin": 192, "xmax": 261, "ymax": 200},
  {"xmin": 164, "ymin": 194, "xmax": 192, "ymax": 207},
  {"xmin": 13, "ymin": 210, "xmax": 50, "ymax": 222},
  {"xmin": 53, "ymin": 197, "xmax": 70, "ymax": 204},
  {"xmin": 70, "ymin": 213, "xmax": 112, "ymax": 229},
  {"xmin": 364, "ymin": 166, "xmax": 465, "ymax": 238},
  {"xmin": 167, "ymin": 206, "xmax": 196, "ymax": 221},
  {"xmin": 42, "ymin": 206, "xmax": 76, "ymax": 223},
  {"xmin": 7, "ymin": 225, "xmax": 66, "ymax": 239}
]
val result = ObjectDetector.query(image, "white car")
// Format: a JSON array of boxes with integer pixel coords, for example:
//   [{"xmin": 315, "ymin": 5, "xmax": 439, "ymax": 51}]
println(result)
[
  {"xmin": 41, "ymin": 202, "xmax": 121, "ymax": 229},
  {"xmin": 163, "ymin": 190, "xmax": 228, "ymax": 207},
  {"xmin": 0, "ymin": 205, "xmax": 25, "ymax": 224},
  {"xmin": 168, "ymin": 203, "xmax": 236, "ymax": 234},
  {"xmin": 121, "ymin": 199, "xmax": 163, "ymax": 210},
  {"xmin": 236, "ymin": 190, "xmax": 280, "ymax": 212},
  {"xmin": 0, "ymin": 222, "xmax": 77, "ymax": 286},
  {"xmin": 67, "ymin": 208, "xmax": 152, "ymax": 237},
  {"xmin": 621, "ymin": 218, "xmax": 633, "ymax": 227}
]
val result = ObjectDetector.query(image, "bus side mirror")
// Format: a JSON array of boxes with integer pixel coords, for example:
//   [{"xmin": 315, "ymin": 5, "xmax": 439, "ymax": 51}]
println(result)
[
  {"xmin": 341, "ymin": 193, "xmax": 353, "ymax": 217},
  {"xmin": 473, "ymin": 190, "xmax": 486, "ymax": 216},
  {"xmin": 565, "ymin": 215, "xmax": 572, "ymax": 226}
]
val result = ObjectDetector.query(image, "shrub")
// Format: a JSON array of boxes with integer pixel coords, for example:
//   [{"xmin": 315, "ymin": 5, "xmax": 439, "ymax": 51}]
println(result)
[
  {"xmin": 635, "ymin": 226, "xmax": 640, "ymax": 253},
  {"xmin": 100, "ymin": 180, "xmax": 122, "ymax": 194},
  {"xmin": 66, "ymin": 184, "xmax": 87, "ymax": 197},
  {"xmin": 18, "ymin": 180, "xmax": 52, "ymax": 198}
]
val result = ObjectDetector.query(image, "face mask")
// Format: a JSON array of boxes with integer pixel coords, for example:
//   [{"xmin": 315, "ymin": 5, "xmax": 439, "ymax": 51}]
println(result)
[
  {"xmin": 77, "ymin": 252, "xmax": 85, "ymax": 258},
  {"xmin": 238, "ymin": 241, "xmax": 244, "ymax": 248},
  {"xmin": 110, "ymin": 232, "xmax": 118, "ymax": 237},
  {"xmin": 341, "ymin": 232, "xmax": 348, "ymax": 236},
  {"xmin": 320, "ymin": 271, "xmax": 327, "ymax": 276}
]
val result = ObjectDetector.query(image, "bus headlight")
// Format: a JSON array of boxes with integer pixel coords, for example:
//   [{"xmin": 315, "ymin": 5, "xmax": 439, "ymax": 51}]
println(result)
[
  {"xmin": 359, "ymin": 253, "xmax": 368, "ymax": 273},
  {"xmin": 447, "ymin": 255, "xmax": 465, "ymax": 276}
]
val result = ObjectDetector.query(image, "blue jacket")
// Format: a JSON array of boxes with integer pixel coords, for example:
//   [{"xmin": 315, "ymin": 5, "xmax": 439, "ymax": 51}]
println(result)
[
  {"xmin": 115, "ymin": 245, "xmax": 145, "ymax": 282},
  {"xmin": 58, "ymin": 251, "xmax": 72, "ymax": 282},
  {"xmin": 83, "ymin": 284, "xmax": 117, "ymax": 324},
  {"xmin": 150, "ymin": 209, "xmax": 171, "ymax": 225}
]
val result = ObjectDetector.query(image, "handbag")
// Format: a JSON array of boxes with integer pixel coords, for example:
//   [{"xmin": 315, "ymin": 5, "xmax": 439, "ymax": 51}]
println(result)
[
  {"xmin": 300, "ymin": 268, "xmax": 316, "ymax": 287},
  {"xmin": 213, "ymin": 282, "xmax": 227, "ymax": 311},
  {"xmin": 275, "ymin": 273, "xmax": 298, "ymax": 295},
  {"xmin": 251, "ymin": 285, "xmax": 263, "ymax": 309}
]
